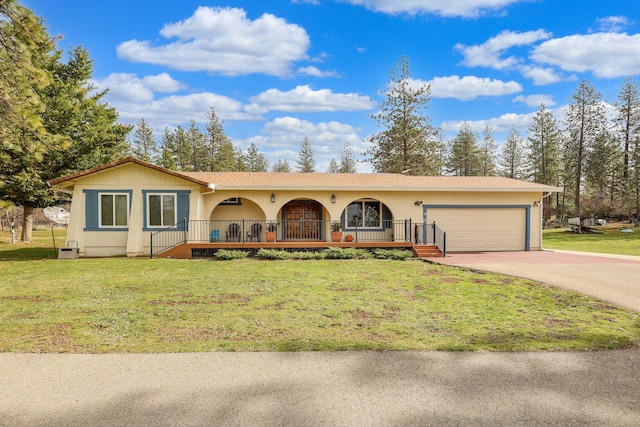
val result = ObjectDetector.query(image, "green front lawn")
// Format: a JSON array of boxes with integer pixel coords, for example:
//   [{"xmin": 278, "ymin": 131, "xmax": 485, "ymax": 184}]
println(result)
[
  {"xmin": 543, "ymin": 224, "xmax": 640, "ymax": 257},
  {"xmin": 1, "ymin": 228, "xmax": 638, "ymax": 353}
]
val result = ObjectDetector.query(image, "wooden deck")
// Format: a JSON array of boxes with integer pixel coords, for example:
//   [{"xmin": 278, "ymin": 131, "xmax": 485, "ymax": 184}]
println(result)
[{"xmin": 156, "ymin": 241, "xmax": 443, "ymax": 259}]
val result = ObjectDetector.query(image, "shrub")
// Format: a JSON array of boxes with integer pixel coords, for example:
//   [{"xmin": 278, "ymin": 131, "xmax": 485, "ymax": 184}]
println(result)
[
  {"xmin": 374, "ymin": 249, "xmax": 414, "ymax": 260},
  {"xmin": 214, "ymin": 249, "xmax": 249, "ymax": 260},
  {"xmin": 323, "ymin": 247, "xmax": 372, "ymax": 259},
  {"xmin": 256, "ymin": 249, "xmax": 292, "ymax": 260}
]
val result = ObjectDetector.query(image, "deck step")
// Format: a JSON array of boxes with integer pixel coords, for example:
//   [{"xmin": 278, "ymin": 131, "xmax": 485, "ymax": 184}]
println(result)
[{"xmin": 412, "ymin": 245, "xmax": 443, "ymax": 258}]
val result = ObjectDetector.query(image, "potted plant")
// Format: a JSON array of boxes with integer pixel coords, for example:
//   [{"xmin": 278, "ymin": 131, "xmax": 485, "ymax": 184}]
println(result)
[
  {"xmin": 265, "ymin": 221, "xmax": 278, "ymax": 242},
  {"xmin": 331, "ymin": 221, "xmax": 343, "ymax": 242}
]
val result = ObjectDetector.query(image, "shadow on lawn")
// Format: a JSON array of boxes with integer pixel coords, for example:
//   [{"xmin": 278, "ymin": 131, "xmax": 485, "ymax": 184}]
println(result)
[{"xmin": 0, "ymin": 246, "xmax": 58, "ymax": 261}]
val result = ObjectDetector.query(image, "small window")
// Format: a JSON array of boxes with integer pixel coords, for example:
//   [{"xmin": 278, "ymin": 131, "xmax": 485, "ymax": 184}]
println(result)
[
  {"xmin": 346, "ymin": 200, "xmax": 382, "ymax": 229},
  {"xmin": 220, "ymin": 197, "xmax": 242, "ymax": 205},
  {"xmin": 147, "ymin": 193, "xmax": 176, "ymax": 227},
  {"xmin": 99, "ymin": 193, "xmax": 129, "ymax": 227}
]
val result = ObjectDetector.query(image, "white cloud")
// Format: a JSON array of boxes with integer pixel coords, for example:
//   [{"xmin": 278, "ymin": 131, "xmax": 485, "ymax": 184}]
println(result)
[
  {"xmin": 519, "ymin": 65, "xmax": 565, "ymax": 85},
  {"xmin": 92, "ymin": 73, "xmax": 184, "ymax": 103},
  {"xmin": 341, "ymin": 0, "xmax": 524, "ymax": 17},
  {"xmin": 255, "ymin": 116, "xmax": 366, "ymax": 171},
  {"xmin": 247, "ymin": 85, "xmax": 374, "ymax": 114},
  {"xmin": 532, "ymin": 33, "xmax": 640, "ymax": 78},
  {"xmin": 513, "ymin": 94, "xmax": 556, "ymax": 108},
  {"xmin": 442, "ymin": 111, "xmax": 535, "ymax": 133},
  {"xmin": 456, "ymin": 29, "xmax": 552, "ymax": 69},
  {"xmin": 596, "ymin": 16, "xmax": 633, "ymax": 33},
  {"xmin": 117, "ymin": 7, "xmax": 310, "ymax": 76},
  {"xmin": 424, "ymin": 76, "xmax": 522, "ymax": 100},
  {"xmin": 93, "ymin": 74, "xmax": 256, "ymax": 130},
  {"xmin": 297, "ymin": 66, "xmax": 340, "ymax": 77}
]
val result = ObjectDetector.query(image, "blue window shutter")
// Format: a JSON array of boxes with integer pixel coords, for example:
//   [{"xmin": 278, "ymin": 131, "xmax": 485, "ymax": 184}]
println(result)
[
  {"xmin": 176, "ymin": 191, "xmax": 190, "ymax": 231},
  {"xmin": 84, "ymin": 190, "xmax": 98, "ymax": 230}
]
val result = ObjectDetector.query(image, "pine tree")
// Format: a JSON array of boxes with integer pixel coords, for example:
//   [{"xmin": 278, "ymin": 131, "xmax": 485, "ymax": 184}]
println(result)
[
  {"xmin": 213, "ymin": 140, "xmax": 238, "ymax": 171},
  {"xmin": 338, "ymin": 141, "xmax": 357, "ymax": 173},
  {"xmin": 296, "ymin": 136, "xmax": 316, "ymax": 172},
  {"xmin": 131, "ymin": 118, "xmax": 158, "ymax": 162},
  {"xmin": 158, "ymin": 127, "xmax": 176, "ymax": 170},
  {"xmin": 500, "ymin": 127, "xmax": 526, "ymax": 179},
  {"xmin": 480, "ymin": 125, "xmax": 498, "ymax": 176},
  {"xmin": 614, "ymin": 77, "xmax": 640, "ymax": 216},
  {"xmin": 242, "ymin": 143, "xmax": 269, "ymax": 172},
  {"xmin": 186, "ymin": 120, "xmax": 206, "ymax": 171},
  {"xmin": 564, "ymin": 80, "xmax": 607, "ymax": 214},
  {"xmin": 527, "ymin": 104, "xmax": 561, "ymax": 185},
  {"xmin": 204, "ymin": 107, "xmax": 232, "ymax": 171},
  {"xmin": 327, "ymin": 158, "xmax": 340, "ymax": 173},
  {"xmin": 272, "ymin": 158, "xmax": 292, "ymax": 173},
  {"xmin": 367, "ymin": 56, "xmax": 440, "ymax": 175},
  {"xmin": 1, "ymin": 5, "xmax": 130, "ymax": 241},
  {"xmin": 446, "ymin": 123, "xmax": 482, "ymax": 176}
]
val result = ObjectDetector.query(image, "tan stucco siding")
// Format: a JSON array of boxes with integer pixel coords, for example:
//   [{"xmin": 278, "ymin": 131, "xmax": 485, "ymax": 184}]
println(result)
[{"xmin": 65, "ymin": 163, "xmax": 202, "ymax": 257}]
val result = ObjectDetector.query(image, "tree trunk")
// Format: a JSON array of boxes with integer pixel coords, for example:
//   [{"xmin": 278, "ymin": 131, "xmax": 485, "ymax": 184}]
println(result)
[{"xmin": 21, "ymin": 203, "xmax": 34, "ymax": 242}]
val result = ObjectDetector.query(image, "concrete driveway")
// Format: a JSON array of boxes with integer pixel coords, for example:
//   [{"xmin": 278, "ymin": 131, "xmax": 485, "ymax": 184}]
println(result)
[{"xmin": 430, "ymin": 250, "xmax": 640, "ymax": 313}]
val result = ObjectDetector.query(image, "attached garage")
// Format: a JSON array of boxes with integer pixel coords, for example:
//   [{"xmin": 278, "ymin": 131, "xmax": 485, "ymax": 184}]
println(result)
[{"xmin": 425, "ymin": 205, "xmax": 530, "ymax": 252}]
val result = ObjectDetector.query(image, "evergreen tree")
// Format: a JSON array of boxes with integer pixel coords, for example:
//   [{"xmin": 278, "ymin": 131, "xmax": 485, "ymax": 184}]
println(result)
[
  {"xmin": 241, "ymin": 143, "xmax": 269, "ymax": 172},
  {"xmin": 338, "ymin": 141, "xmax": 357, "ymax": 173},
  {"xmin": 446, "ymin": 123, "xmax": 482, "ymax": 176},
  {"xmin": 296, "ymin": 136, "xmax": 316, "ymax": 172},
  {"xmin": 204, "ymin": 107, "xmax": 231, "ymax": 171},
  {"xmin": 272, "ymin": 158, "xmax": 292, "ymax": 173},
  {"xmin": 131, "ymin": 118, "xmax": 157, "ymax": 163},
  {"xmin": 213, "ymin": 139, "xmax": 238, "ymax": 171},
  {"xmin": 186, "ymin": 119, "xmax": 206, "ymax": 171},
  {"xmin": 1, "ymin": 5, "xmax": 130, "ymax": 241},
  {"xmin": 327, "ymin": 158, "xmax": 340, "ymax": 173},
  {"xmin": 527, "ymin": 104, "xmax": 561, "ymax": 186},
  {"xmin": 158, "ymin": 127, "xmax": 176, "ymax": 170},
  {"xmin": 367, "ymin": 56, "xmax": 440, "ymax": 175},
  {"xmin": 563, "ymin": 80, "xmax": 607, "ymax": 214},
  {"xmin": 500, "ymin": 127, "xmax": 527, "ymax": 179},
  {"xmin": 172, "ymin": 125, "xmax": 190, "ymax": 171},
  {"xmin": 614, "ymin": 77, "xmax": 640, "ymax": 216},
  {"xmin": 480, "ymin": 125, "xmax": 498, "ymax": 176}
]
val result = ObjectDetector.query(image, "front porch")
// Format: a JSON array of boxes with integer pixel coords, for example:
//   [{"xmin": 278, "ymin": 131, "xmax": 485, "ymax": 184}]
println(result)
[{"xmin": 150, "ymin": 219, "xmax": 446, "ymax": 258}]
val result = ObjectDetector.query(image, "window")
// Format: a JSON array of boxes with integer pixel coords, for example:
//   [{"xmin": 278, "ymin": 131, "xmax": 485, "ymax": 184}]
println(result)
[
  {"xmin": 100, "ymin": 193, "xmax": 129, "ymax": 227},
  {"xmin": 147, "ymin": 193, "xmax": 176, "ymax": 227},
  {"xmin": 220, "ymin": 197, "xmax": 242, "ymax": 205},
  {"xmin": 346, "ymin": 200, "xmax": 382, "ymax": 229}
]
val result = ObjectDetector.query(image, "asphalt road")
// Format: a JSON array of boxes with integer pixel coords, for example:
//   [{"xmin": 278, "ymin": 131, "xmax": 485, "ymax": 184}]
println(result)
[{"xmin": 2, "ymin": 350, "xmax": 640, "ymax": 426}]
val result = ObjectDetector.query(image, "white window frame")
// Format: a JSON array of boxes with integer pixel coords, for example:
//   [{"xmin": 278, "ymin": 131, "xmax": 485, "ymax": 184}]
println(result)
[
  {"xmin": 98, "ymin": 193, "xmax": 130, "ymax": 228},
  {"xmin": 146, "ymin": 193, "xmax": 177, "ymax": 228}
]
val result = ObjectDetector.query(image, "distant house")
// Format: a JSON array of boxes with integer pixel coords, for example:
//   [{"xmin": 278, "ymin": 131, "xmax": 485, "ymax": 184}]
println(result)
[{"xmin": 49, "ymin": 157, "xmax": 562, "ymax": 258}]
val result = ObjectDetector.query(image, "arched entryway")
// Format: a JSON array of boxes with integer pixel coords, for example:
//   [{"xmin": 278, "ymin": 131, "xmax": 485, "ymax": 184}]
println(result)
[{"xmin": 282, "ymin": 200, "xmax": 322, "ymax": 240}]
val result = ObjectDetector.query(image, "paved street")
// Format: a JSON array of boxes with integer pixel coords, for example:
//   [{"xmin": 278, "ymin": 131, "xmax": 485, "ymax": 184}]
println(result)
[{"xmin": 2, "ymin": 351, "xmax": 640, "ymax": 426}]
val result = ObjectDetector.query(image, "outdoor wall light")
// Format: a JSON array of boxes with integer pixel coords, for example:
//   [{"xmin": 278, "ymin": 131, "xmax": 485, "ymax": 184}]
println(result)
[
  {"xmin": 414, "ymin": 200, "xmax": 422, "ymax": 205},
  {"xmin": 271, "ymin": 193, "xmax": 276, "ymax": 203},
  {"xmin": 533, "ymin": 201, "xmax": 540, "ymax": 207},
  {"xmin": 331, "ymin": 194, "xmax": 336, "ymax": 203}
]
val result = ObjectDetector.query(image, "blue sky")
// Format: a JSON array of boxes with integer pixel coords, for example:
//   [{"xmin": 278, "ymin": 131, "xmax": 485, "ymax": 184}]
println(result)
[{"xmin": 23, "ymin": 0, "xmax": 640, "ymax": 172}]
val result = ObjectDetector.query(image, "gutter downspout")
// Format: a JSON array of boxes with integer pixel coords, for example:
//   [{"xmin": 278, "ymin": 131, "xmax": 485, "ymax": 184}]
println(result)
[{"xmin": 201, "ymin": 183, "xmax": 216, "ymax": 196}]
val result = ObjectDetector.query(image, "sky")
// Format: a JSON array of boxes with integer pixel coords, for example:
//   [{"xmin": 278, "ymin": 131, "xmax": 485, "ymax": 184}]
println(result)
[{"xmin": 23, "ymin": 0, "xmax": 640, "ymax": 172}]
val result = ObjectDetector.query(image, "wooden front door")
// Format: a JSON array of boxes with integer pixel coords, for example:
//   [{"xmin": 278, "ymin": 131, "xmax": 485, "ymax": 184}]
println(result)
[{"xmin": 284, "ymin": 202, "xmax": 321, "ymax": 240}]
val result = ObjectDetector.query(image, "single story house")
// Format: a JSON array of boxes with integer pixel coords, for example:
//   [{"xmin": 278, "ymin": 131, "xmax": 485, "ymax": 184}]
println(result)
[{"xmin": 48, "ymin": 157, "xmax": 562, "ymax": 258}]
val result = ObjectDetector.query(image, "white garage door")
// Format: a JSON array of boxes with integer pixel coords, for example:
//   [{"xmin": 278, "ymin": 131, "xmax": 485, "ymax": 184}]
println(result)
[{"xmin": 427, "ymin": 207, "xmax": 527, "ymax": 252}]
